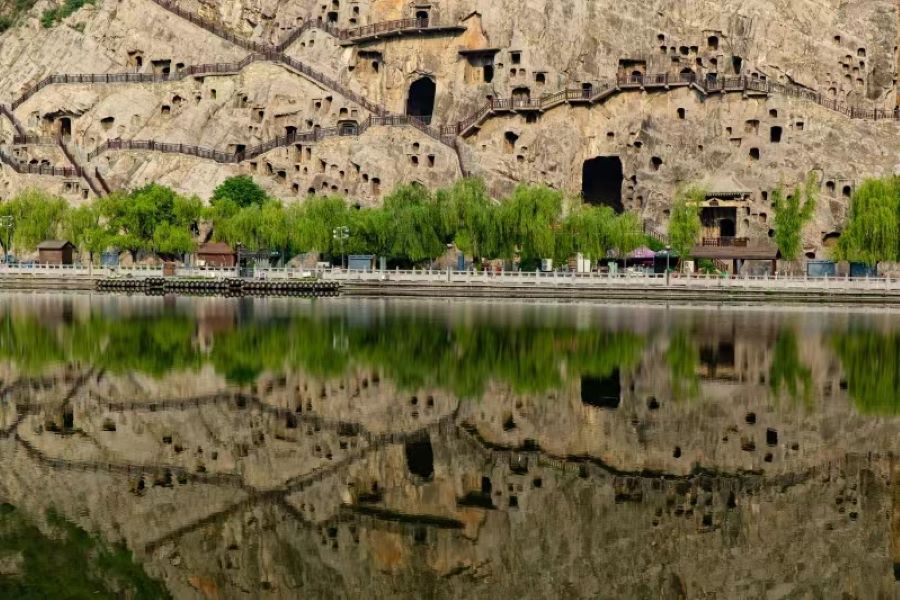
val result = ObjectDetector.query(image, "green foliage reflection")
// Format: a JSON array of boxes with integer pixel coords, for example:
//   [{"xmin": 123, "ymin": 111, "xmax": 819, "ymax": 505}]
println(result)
[
  {"xmin": 832, "ymin": 330, "xmax": 900, "ymax": 414},
  {"xmin": 769, "ymin": 329, "xmax": 813, "ymax": 406},
  {"xmin": 0, "ymin": 505, "xmax": 169, "ymax": 599},
  {"xmin": 0, "ymin": 311, "xmax": 644, "ymax": 397}
]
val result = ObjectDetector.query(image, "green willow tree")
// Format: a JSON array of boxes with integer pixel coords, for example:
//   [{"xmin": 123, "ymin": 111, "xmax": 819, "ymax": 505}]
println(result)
[
  {"xmin": 0, "ymin": 189, "xmax": 68, "ymax": 252},
  {"xmin": 668, "ymin": 187, "xmax": 703, "ymax": 260},
  {"xmin": 434, "ymin": 178, "xmax": 499, "ymax": 260},
  {"xmin": 835, "ymin": 177, "xmax": 900, "ymax": 266},
  {"xmin": 381, "ymin": 184, "xmax": 444, "ymax": 264},
  {"xmin": 772, "ymin": 173, "xmax": 818, "ymax": 261},
  {"xmin": 555, "ymin": 204, "xmax": 618, "ymax": 262},
  {"xmin": 63, "ymin": 204, "xmax": 109, "ymax": 263},
  {"xmin": 498, "ymin": 184, "xmax": 563, "ymax": 264}
]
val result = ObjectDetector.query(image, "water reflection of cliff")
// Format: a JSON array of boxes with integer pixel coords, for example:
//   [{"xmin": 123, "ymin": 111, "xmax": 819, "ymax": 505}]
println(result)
[{"xmin": 1, "ymin": 295, "xmax": 900, "ymax": 598}]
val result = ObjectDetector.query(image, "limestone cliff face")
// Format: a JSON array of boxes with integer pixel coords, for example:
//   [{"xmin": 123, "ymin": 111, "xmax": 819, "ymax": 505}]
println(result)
[{"xmin": 1, "ymin": 0, "xmax": 899, "ymax": 251}]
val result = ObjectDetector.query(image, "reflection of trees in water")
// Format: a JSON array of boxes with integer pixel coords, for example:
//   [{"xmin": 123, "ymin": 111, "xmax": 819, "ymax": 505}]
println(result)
[
  {"xmin": 769, "ymin": 329, "xmax": 813, "ymax": 407},
  {"xmin": 0, "ymin": 505, "xmax": 169, "ymax": 599},
  {"xmin": 832, "ymin": 330, "xmax": 900, "ymax": 415},
  {"xmin": 0, "ymin": 312, "xmax": 201, "ymax": 376},
  {"xmin": 0, "ymin": 313, "xmax": 645, "ymax": 398},
  {"xmin": 665, "ymin": 330, "xmax": 700, "ymax": 400}
]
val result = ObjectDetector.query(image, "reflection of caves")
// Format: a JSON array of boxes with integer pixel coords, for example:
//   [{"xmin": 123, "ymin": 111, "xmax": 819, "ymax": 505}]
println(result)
[
  {"xmin": 404, "ymin": 436, "xmax": 435, "ymax": 480},
  {"xmin": 582, "ymin": 156, "xmax": 624, "ymax": 213},
  {"xmin": 581, "ymin": 371, "xmax": 621, "ymax": 409},
  {"xmin": 699, "ymin": 342, "xmax": 736, "ymax": 380}
]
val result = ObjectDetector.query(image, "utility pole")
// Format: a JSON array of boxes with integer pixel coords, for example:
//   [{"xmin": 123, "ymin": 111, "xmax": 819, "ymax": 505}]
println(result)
[{"xmin": 332, "ymin": 226, "xmax": 349, "ymax": 270}]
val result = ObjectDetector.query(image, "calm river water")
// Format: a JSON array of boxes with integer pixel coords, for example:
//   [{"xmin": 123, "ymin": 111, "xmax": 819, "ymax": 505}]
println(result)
[{"xmin": 0, "ymin": 293, "xmax": 898, "ymax": 599}]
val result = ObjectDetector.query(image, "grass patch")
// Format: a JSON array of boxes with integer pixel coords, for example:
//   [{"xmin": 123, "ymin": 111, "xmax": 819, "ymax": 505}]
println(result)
[{"xmin": 40, "ymin": 0, "xmax": 94, "ymax": 28}]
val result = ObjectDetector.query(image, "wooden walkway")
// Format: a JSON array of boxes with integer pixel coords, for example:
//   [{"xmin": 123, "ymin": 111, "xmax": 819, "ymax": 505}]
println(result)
[{"xmin": 277, "ymin": 16, "xmax": 466, "ymax": 50}]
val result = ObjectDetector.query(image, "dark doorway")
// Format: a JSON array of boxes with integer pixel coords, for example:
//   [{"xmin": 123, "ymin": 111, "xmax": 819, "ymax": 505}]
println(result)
[
  {"xmin": 406, "ymin": 77, "xmax": 436, "ymax": 124},
  {"xmin": 699, "ymin": 341, "xmax": 735, "ymax": 379},
  {"xmin": 483, "ymin": 64, "xmax": 494, "ymax": 83},
  {"xmin": 58, "ymin": 117, "xmax": 72, "ymax": 138},
  {"xmin": 415, "ymin": 10, "xmax": 429, "ymax": 25},
  {"xmin": 581, "ymin": 371, "xmax": 622, "ymax": 409},
  {"xmin": 404, "ymin": 437, "xmax": 434, "ymax": 480},
  {"xmin": 581, "ymin": 156, "xmax": 624, "ymax": 213},
  {"xmin": 719, "ymin": 218, "xmax": 736, "ymax": 237}
]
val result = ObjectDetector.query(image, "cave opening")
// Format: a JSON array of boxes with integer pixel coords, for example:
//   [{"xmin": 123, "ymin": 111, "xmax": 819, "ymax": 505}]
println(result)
[
  {"xmin": 581, "ymin": 371, "xmax": 622, "ymax": 409},
  {"xmin": 58, "ymin": 117, "xmax": 72, "ymax": 138},
  {"xmin": 404, "ymin": 437, "xmax": 434, "ymax": 480},
  {"xmin": 406, "ymin": 77, "xmax": 436, "ymax": 124},
  {"xmin": 581, "ymin": 156, "xmax": 624, "ymax": 213}
]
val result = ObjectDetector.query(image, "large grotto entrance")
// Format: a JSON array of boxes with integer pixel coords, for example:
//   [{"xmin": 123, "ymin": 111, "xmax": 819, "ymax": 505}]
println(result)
[
  {"xmin": 406, "ymin": 77, "xmax": 436, "ymax": 124},
  {"xmin": 582, "ymin": 156, "xmax": 624, "ymax": 213}
]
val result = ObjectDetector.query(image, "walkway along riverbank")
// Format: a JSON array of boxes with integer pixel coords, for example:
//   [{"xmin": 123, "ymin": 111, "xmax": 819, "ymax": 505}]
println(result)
[{"xmin": 1, "ymin": 265, "xmax": 900, "ymax": 304}]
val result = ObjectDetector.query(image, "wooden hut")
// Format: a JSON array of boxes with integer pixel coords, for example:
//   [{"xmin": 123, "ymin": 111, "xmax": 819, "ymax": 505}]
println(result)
[
  {"xmin": 37, "ymin": 240, "xmax": 75, "ymax": 265},
  {"xmin": 196, "ymin": 242, "xmax": 236, "ymax": 267}
]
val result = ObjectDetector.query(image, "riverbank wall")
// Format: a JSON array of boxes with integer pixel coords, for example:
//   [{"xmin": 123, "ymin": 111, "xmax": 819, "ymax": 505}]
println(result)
[{"xmin": 2, "ymin": 268, "xmax": 900, "ymax": 304}]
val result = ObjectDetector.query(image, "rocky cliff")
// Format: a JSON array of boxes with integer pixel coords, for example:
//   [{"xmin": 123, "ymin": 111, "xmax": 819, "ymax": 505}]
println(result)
[{"xmin": 1, "ymin": 1, "xmax": 899, "ymax": 250}]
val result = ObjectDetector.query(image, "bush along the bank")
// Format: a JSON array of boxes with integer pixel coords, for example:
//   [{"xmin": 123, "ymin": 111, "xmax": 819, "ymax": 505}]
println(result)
[{"xmin": 0, "ymin": 177, "xmax": 654, "ymax": 268}]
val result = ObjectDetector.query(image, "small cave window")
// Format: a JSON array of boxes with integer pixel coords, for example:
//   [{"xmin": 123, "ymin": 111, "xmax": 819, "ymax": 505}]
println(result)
[
  {"xmin": 511, "ymin": 51, "xmax": 522, "ymax": 64},
  {"xmin": 650, "ymin": 156, "xmax": 663, "ymax": 171},
  {"xmin": 749, "ymin": 147, "xmax": 760, "ymax": 160},
  {"xmin": 842, "ymin": 185, "xmax": 852, "ymax": 197},
  {"xmin": 483, "ymin": 64, "xmax": 494, "ymax": 83},
  {"xmin": 327, "ymin": 11, "xmax": 338, "ymax": 23},
  {"xmin": 677, "ymin": 107, "xmax": 686, "ymax": 119},
  {"xmin": 535, "ymin": 72, "xmax": 546, "ymax": 85},
  {"xmin": 708, "ymin": 35, "xmax": 719, "ymax": 50},
  {"xmin": 770, "ymin": 126, "xmax": 783, "ymax": 143},
  {"xmin": 503, "ymin": 131, "xmax": 519, "ymax": 153}
]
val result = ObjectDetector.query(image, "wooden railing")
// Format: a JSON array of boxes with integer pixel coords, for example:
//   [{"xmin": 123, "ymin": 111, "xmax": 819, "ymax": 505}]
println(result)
[
  {"xmin": 0, "ymin": 147, "xmax": 81, "ymax": 177},
  {"xmin": 144, "ymin": 0, "xmax": 386, "ymax": 116},
  {"xmin": 702, "ymin": 237, "xmax": 749, "ymax": 247},
  {"xmin": 58, "ymin": 137, "xmax": 105, "ymax": 197},
  {"xmin": 86, "ymin": 113, "xmax": 456, "ymax": 163},
  {"xmin": 277, "ymin": 16, "xmax": 458, "ymax": 50},
  {"xmin": 442, "ymin": 71, "xmax": 900, "ymax": 136}
]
